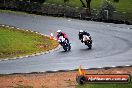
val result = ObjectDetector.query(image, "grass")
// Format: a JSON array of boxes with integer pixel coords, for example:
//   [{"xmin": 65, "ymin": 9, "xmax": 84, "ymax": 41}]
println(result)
[
  {"xmin": 109, "ymin": 0, "xmax": 132, "ymax": 13},
  {"xmin": 45, "ymin": 0, "xmax": 132, "ymax": 13},
  {"xmin": 45, "ymin": 0, "xmax": 132, "ymax": 22},
  {"xmin": 46, "ymin": 0, "xmax": 64, "ymax": 5},
  {"xmin": 0, "ymin": 26, "xmax": 58, "ymax": 59},
  {"xmin": 46, "ymin": 0, "xmax": 100, "ymax": 8},
  {"xmin": 13, "ymin": 84, "xmax": 33, "ymax": 88},
  {"xmin": 0, "ymin": 9, "xmax": 28, "ymax": 15},
  {"xmin": 76, "ymin": 79, "xmax": 132, "ymax": 88}
]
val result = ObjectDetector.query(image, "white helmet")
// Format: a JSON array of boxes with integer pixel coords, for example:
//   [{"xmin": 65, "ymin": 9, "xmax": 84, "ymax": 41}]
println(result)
[
  {"xmin": 57, "ymin": 30, "xmax": 62, "ymax": 33},
  {"xmin": 79, "ymin": 30, "xmax": 83, "ymax": 33}
]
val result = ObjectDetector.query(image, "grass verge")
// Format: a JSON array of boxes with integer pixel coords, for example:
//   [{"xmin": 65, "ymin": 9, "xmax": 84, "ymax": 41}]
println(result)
[
  {"xmin": 76, "ymin": 79, "xmax": 132, "ymax": 88},
  {"xmin": 0, "ymin": 26, "xmax": 58, "ymax": 59},
  {"xmin": 0, "ymin": 9, "xmax": 28, "ymax": 15},
  {"xmin": 13, "ymin": 84, "xmax": 33, "ymax": 88}
]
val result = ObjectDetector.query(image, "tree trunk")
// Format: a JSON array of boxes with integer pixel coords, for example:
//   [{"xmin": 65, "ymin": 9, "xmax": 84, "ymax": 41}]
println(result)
[
  {"xmin": 79, "ymin": 0, "xmax": 92, "ymax": 16},
  {"xmin": 86, "ymin": 0, "xmax": 91, "ymax": 15},
  {"xmin": 79, "ymin": 0, "xmax": 86, "ymax": 7}
]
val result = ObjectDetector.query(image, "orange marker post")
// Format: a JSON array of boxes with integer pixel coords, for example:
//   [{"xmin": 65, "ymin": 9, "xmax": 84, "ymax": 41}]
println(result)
[
  {"xmin": 50, "ymin": 33, "xmax": 54, "ymax": 40},
  {"xmin": 78, "ymin": 65, "xmax": 86, "ymax": 75}
]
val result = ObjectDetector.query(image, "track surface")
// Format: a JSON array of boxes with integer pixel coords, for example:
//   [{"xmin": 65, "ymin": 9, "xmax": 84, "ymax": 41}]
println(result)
[{"xmin": 0, "ymin": 13, "xmax": 132, "ymax": 74}]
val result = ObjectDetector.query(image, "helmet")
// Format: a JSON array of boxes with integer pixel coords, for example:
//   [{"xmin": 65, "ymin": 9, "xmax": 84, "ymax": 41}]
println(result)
[
  {"xmin": 57, "ymin": 30, "xmax": 62, "ymax": 33},
  {"xmin": 79, "ymin": 30, "xmax": 83, "ymax": 33}
]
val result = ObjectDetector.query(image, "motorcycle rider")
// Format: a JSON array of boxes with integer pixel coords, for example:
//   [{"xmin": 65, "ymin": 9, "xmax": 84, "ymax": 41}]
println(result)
[
  {"xmin": 78, "ymin": 30, "xmax": 92, "ymax": 43},
  {"xmin": 56, "ymin": 30, "xmax": 69, "ymax": 43}
]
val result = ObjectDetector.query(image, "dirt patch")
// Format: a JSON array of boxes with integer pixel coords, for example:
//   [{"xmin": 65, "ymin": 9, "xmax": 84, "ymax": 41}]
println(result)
[{"xmin": 0, "ymin": 66, "xmax": 132, "ymax": 88}]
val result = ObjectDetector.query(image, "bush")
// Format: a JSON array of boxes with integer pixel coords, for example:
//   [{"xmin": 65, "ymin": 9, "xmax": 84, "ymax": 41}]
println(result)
[{"xmin": 97, "ymin": 0, "xmax": 116, "ymax": 20}]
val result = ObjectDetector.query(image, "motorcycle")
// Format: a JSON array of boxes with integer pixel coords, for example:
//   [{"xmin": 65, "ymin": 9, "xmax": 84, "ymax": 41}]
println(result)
[
  {"xmin": 58, "ymin": 36, "xmax": 71, "ymax": 51},
  {"xmin": 82, "ymin": 35, "xmax": 92, "ymax": 49}
]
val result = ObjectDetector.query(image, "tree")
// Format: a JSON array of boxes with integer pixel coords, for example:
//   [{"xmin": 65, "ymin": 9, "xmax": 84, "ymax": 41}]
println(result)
[
  {"xmin": 64, "ymin": 0, "xmax": 69, "ymax": 3},
  {"xmin": 80, "ymin": 0, "xmax": 86, "ymax": 7},
  {"xmin": 79, "ymin": 0, "xmax": 91, "ymax": 15},
  {"xmin": 113, "ymin": 0, "xmax": 119, "ymax": 3},
  {"xmin": 97, "ymin": 0, "xmax": 116, "ymax": 20}
]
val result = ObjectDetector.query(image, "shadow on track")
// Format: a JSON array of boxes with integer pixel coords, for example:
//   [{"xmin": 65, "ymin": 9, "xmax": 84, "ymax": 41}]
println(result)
[
  {"xmin": 59, "ymin": 50, "xmax": 71, "ymax": 54},
  {"xmin": 79, "ymin": 48, "xmax": 93, "ymax": 51}
]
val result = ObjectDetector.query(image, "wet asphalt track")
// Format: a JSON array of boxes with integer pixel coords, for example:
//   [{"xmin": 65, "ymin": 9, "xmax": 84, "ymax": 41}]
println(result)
[{"xmin": 0, "ymin": 13, "xmax": 132, "ymax": 74}]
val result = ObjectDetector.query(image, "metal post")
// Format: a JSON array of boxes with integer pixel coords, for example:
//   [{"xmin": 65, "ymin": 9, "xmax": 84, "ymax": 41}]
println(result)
[
  {"xmin": 122, "ymin": 12, "xmax": 126, "ymax": 22},
  {"xmin": 75, "ymin": 7, "xmax": 79, "ymax": 18},
  {"xmin": 104, "ymin": 10, "xmax": 108, "ymax": 20},
  {"xmin": 79, "ymin": 13, "xmax": 81, "ymax": 19},
  {"xmin": 3, "ymin": 0, "xmax": 5, "ymax": 9}
]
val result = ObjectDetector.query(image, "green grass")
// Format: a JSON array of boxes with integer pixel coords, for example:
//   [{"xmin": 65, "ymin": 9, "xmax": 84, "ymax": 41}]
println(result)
[
  {"xmin": 45, "ymin": 0, "xmax": 132, "ymax": 22},
  {"xmin": 109, "ymin": 0, "xmax": 132, "ymax": 13},
  {"xmin": 45, "ymin": 0, "xmax": 132, "ymax": 13},
  {"xmin": 46, "ymin": 0, "xmax": 64, "ymax": 5},
  {"xmin": 76, "ymin": 79, "xmax": 132, "ymax": 88},
  {"xmin": 46, "ymin": 0, "xmax": 100, "ymax": 8},
  {"xmin": 0, "ymin": 26, "xmax": 58, "ymax": 59}
]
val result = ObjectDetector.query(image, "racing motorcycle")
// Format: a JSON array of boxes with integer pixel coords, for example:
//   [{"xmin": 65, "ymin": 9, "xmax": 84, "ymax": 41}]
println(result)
[
  {"xmin": 58, "ymin": 36, "xmax": 71, "ymax": 51},
  {"xmin": 82, "ymin": 35, "xmax": 92, "ymax": 49}
]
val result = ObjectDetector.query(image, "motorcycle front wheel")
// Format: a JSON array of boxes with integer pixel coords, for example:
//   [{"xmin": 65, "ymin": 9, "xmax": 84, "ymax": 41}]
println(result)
[{"xmin": 88, "ymin": 44, "xmax": 92, "ymax": 49}]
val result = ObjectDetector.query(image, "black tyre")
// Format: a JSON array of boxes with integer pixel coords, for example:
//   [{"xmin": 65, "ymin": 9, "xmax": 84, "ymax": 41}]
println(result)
[
  {"xmin": 63, "ymin": 46, "xmax": 67, "ymax": 51},
  {"xmin": 68, "ymin": 45, "xmax": 71, "ymax": 51},
  {"xmin": 88, "ymin": 44, "xmax": 92, "ymax": 49},
  {"xmin": 76, "ymin": 75, "xmax": 87, "ymax": 84}
]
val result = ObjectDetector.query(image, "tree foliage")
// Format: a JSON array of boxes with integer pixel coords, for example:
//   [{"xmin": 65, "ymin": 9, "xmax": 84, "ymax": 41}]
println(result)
[
  {"xmin": 64, "ymin": 0, "xmax": 69, "ymax": 3},
  {"xmin": 113, "ymin": 0, "xmax": 119, "ymax": 3},
  {"xmin": 97, "ymin": 0, "xmax": 116, "ymax": 20}
]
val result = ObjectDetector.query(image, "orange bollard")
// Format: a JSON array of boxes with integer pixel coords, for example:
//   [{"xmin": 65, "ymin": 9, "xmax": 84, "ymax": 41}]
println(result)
[
  {"xmin": 50, "ymin": 33, "xmax": 54, "ymax": 40},
  {"xmin": 78, "ymin": 65, "xmax": 86, "ymax": 75}
]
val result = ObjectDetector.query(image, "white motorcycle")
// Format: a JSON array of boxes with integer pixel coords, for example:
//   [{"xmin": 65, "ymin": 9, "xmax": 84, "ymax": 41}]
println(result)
[{"xmin": 82, "ymin": 35, "xmax": 92, "ymax": 49}]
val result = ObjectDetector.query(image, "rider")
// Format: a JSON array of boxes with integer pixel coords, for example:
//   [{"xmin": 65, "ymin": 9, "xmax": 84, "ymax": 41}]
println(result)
[
  {"xmin": 78, "ymin": 30, "xmax": 92, "ymax": 43},
  {"xmin": 56, "ymin": 30, "xmax": 69, "ymax": 43}
]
